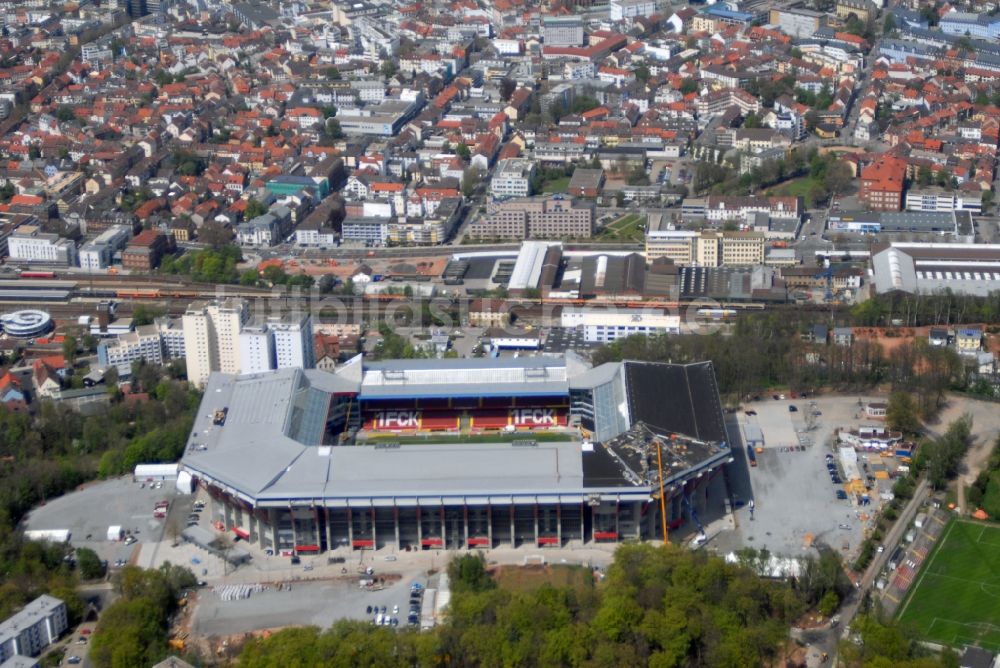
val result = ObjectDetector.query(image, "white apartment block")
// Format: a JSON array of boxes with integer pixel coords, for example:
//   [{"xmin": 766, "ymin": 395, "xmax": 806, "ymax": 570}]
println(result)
[
  {"xmin": 610, "ymin": 0, "xmax": 657, "ymax": 21},
  {"xmin": 561, "ymin": 308, "xmax": 681, "ymax": 342},
  {"xmin": 270, "ymin": 314, "xmax": 315, "ymax": 370},
  {"xmin": 7, "ymin": 226, "xmax": 77, "ymax": 266},
  {"xmin": 98, "ymin": 324, "xmax": 165, "ymax": 374},
  {"xmin": 182, "ymin": 299, "xmax": 249, "ymax": 388},
  {"xmin": 239, "ymin": 322, "xmax": 275, "ymax": 375},
  {"xmin": 0, "ymin": 596, "xmax": 67, "ymax": 662},
  {"xmin": 97, "ymin": 318, "xmax": 185, "ymax": 375},
  {"xmin": 490, "ymin": 158, "xmax": 536, "ymax": 199}
]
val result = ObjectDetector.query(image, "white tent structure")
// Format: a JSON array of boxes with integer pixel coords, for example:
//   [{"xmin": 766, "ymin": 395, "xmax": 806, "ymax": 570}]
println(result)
[{"xmin": 134, "ymin": 463, "xmax": 179, "ymax": 481}]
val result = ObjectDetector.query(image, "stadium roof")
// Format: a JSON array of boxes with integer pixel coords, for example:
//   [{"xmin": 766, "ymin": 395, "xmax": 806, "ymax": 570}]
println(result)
[
  {"xmin": 361, "ymin": 357, "xmax": 569, "ymax": 398},
  {"xmin": 624, "ymin": 361, "xmax": 727, "ymax": 443},
  {"xmin": 180, "ymin": 356, "xmax": 729, "ymax": 505}
]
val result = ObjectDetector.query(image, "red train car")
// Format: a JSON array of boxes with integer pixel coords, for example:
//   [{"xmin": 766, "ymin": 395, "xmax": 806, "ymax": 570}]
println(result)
[{"xmin": 20, "ymin": 271, "xmax": 57, "ymax": 279}]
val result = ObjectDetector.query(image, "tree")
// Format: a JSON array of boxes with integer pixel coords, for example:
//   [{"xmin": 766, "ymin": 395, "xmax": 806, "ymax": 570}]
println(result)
[
  {"xmin": 197, "ymin": 220, "xmax": 234, "ymax": 248},
  {"xmin": 326, "ymin": 66, "xmax": 341, "ymax": 80},
  {"xmin": 240, "ymin": 269, "xmax": 259, "ymax": 286},
  {"xmin": 844, "ymin": 14, "xmax": 866, "ymax": 37},
  {"xmin": 380, "ymin": 61, "xmax": 397, "ymax": 79},
  {"xmin": 243, "ymin": 199, "xmax": 268, "ymax": 220},
  {"xmin": 886, "ymin": 391, "xmax": 921, "ymax": 435},
  {"xmin": 131, "ymin": 305, "xmax": 163, "ymax": 327},
  {"xmin": 917, "ymin": 165, "xmax": 934, "ymax": 187},
  {"xmin": 825, "ymin": 160, "xmax": 853, "ymax": 198},
  {"xmin": 570, "ymin": 95, "xmax": 600, "ymax": 114},
  {"xmin": 625, "ymin": 165, "xmax": 650, "ymax": 186},
  {"xmin": 462, "ymin": 167, "xmax": 484, "ymax": 198},
  {"xmin": 817, "ymin": 590, "xmax": 839, "ymax": 617},
  {"xmin": 455, "ymin": 143, "xmax": 471, "ymax": 162},
  {"xmin": 55, "ymin": 106, "xmax": 76, "ymax": 123},
  {"xmin": 634, "ymin": 63, "xmax": 650, "ymax": 81},
  {"xmin": 448, "ymin": 553, "xmax": 494, "ymax": 594},
  {"xmin": 499, "ymin": 77, "xmax": 517, "ymax": 101},
  {"xmin": 324, "ymin": 118, "xmax": 344, "ymax": 140},
  {"xmin": 883, "ymin": 13, "xmax": 896, "ymax": 34},
  {"xmin": 981, "ymin": 189, "xmax": 993, "ymax": 213},
  {"xmin": 76, "ymin": 547, "xmax": 105, "ymax": 580},
  {"xmin": 62, "ymin": 335, "xmax": 78, "ymax": 365}
]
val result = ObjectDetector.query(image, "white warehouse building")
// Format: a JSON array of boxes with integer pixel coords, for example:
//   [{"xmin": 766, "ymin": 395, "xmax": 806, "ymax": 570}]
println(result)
[{"xmin": 561, "ymin": 307, "xmax": 681, "ymax": 342}]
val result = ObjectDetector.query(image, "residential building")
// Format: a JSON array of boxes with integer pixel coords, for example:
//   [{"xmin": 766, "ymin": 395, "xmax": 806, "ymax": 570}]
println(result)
[
  {"xmin": 836, "ymin": 0, "xmax": 873, "ymax": 23},
  {"xmin": 469, "ymin": 196, "xmax": 594, "ymax": 240},
  {"xmin": 182, "ymin": 299, "xmax": 250, "ymax": 388},
  {"xmin": 0, "ymin": 596, "xmax": 67, "ymax": 662},
  {"xmin": 468, "ymin": 299, "xmax": 511, "ymax": 327},
  {"xmin": 957, "ymin": 328, "xmax": 982, "ymax": 355},
  {"xmin": 7, "ymin": 226, "xmax": 77, "ymax": 267},
  {"xmin": 833, "ymin": 327, "xmax": 853, "ymax": 346},
  {"xmin": 541, "ymin": 17, "xmax": 584, "ymax": 47},
  {"xmin": 561, "ymin": 308, "xmax": 680, "ymax": 342},
  {"xmin": 239, "ymin": 322, "xmax": 275, "ymax": 374},
  {"xmin": 491, "ymin": 159, "xmax": 536, "ymax": 199},
  {"xmin": 610, "ymin": 0, "xmax": 657, "ymax": 21},
  {"xmin": 122, "ymin": 230, "xmax": 172, "ymax": 272},
  {"xmin": 940, "ymin": 11, "xmax": 1000, "ymax": 40},
  {"xmin": 270, "ymin": 314, "xmax": 315, "ymax": 370},
  {"xmin": 859, "ymin": 157, "xmax": 907, "ymax": 212},
  {"xmin": 769, "ymin": 6, "xmax": 826, "ymax": 38},
  {"xmin": 98, "ymin": 323, "xmax": 173, "ymax": 374}
]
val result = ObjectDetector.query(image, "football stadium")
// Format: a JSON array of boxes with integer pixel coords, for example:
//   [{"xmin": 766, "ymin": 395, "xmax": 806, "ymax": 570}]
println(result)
[{"xmin": 179, "ymin": 356, "xmax": 733, "ymax": 554}]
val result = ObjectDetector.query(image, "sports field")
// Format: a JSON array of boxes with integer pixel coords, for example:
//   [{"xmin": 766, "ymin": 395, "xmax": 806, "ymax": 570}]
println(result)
[{"xmin": 897, "ymin": 519, "xmax": 1000, "ymax": 651}]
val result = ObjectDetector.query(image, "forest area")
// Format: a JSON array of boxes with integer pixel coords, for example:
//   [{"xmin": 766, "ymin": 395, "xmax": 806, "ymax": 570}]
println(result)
[
  {"xmin": 232, "ymin": 548, "xmax": 956, "ymax": 668},
  {"xmin": 0, "ymin": 361, "xmax": 200, "ymax": 623},
  {"xmin": 591, "ymin": 312, "xmax": 967, "ymax": 419}
]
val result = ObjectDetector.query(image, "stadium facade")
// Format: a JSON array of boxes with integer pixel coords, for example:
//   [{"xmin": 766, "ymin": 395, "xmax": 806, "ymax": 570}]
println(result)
[{"xmin": 180, "ymin": 356, "xmax": 733, "ymax": 553}]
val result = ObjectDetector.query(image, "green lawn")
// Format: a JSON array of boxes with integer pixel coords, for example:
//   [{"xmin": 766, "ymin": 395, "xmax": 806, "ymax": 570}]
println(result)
[
  {"xmin": 896, "ymin": 519, "xmax": 1000, "ymax": 651},
  {"xmin": 541, "ymin": 176, "xmax": 570, "ymax": 193},
  {"xmin": 596, "ymin": 213, "xmax": 647, "ymax": 242},
  {"xmin": 768, "ymin": 178, "xmax": 816, "ymax": 198}
]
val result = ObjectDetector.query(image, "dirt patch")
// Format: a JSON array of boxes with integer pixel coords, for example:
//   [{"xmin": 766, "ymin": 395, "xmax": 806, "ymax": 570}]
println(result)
[{"xmin": 491, "ymin": 563, "xmax": 593, "ymax": 593}]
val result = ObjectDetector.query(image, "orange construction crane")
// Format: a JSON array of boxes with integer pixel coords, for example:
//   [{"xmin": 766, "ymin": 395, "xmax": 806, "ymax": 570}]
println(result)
[{"xmin": 655, "ymin": 439, "xmax": 668, "ymax": 545}]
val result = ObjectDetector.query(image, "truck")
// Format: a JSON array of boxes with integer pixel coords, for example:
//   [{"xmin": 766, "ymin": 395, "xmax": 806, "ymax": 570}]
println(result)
[{"xmin": 746, "ymin": 444, "xmax": 757, "ymax": 467}]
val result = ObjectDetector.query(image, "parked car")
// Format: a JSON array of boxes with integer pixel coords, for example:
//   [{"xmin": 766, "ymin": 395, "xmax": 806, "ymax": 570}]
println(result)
[{"xmin": 789, "ymin": 405, "xmax": 798, "ymax": 412}]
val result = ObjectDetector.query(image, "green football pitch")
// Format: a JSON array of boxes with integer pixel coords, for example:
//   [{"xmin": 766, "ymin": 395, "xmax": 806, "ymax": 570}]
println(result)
[{"xmin": 897, "ymin": 519, "xmax": 1000, "ymax": 651}]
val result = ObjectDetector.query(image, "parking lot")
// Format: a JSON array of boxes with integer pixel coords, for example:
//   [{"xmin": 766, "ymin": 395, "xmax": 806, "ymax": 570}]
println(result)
[
  {"xmin": 192, "ymin": 569, "xmax": 432, "ymax": 636},
  {"xmin": 24, "ymin": 477, "xmax": 174, "ymax": 567},
  {"xmin": 712, "ymin": 396, "xmax": 883, "ymax": 560}
]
